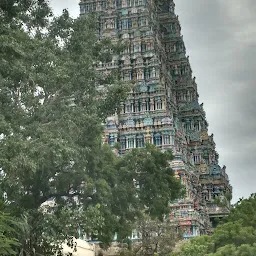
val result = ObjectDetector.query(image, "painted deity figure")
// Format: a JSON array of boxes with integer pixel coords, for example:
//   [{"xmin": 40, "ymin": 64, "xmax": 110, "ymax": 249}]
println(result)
[
  {"xmin": 124, "ymin": 56, "xmax": 131, "ymax": 66},
  {"xmin": 96, "ymin": 1, "xmax": 101, "ymax": 10},
  {"xmin": 137, "ymin": 69, "xmax": 143, "ymax": 80},
  {"xmin": 174, "ymin": 65, "xmax": 179, "ymax": 75},
  {"xmin": 151, "ymin": 67, "xmax": 156, "ymax": 77},
  {"xmin": 134, "ymin": 43, "xmax": 140, "ymax": 52},
  {"xmin": 146, "ymin": 41, "xmax": 151, "ymax": 50},
  {"xmin": 107, "ymin": 0, "xmax": 112, "ymax": 8},
  {"xmin": 169, "ymin": 4, "xmax": 174, "ymax": 13}
]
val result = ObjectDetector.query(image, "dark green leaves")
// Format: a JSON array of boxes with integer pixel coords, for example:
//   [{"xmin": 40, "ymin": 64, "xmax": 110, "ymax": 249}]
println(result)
[{"xmin": 0, "ymin": 211, "xmax": 20, "ymax": 255}]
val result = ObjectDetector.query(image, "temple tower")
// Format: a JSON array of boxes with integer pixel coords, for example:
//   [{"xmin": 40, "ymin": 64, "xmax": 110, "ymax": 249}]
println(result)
[{"xmin": 79, "ymin": 0, "xmax": 231, "ymax": 237}]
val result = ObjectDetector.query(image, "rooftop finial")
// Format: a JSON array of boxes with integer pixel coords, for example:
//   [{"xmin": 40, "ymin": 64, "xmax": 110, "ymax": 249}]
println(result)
[{"xmin": 169, "ymin": 0, "xmax": 175, "ymax": 13}]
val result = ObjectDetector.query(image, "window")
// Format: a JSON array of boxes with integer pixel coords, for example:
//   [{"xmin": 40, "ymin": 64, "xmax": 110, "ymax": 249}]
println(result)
[
  {"xmin": 146, "ymin": 100, "xmax": 150, "ymax": 111},
  {"xmin": 121, "ymin": 139, "xmax": 126, "ymax": 149},
  {"xmin": 194, "ymin": 155, "xmax": 200, "ymax": 164},
  {"xmin": 131, "ymin": 103, "xmax": 134, "ymax": 112},
  {"xmin": 154, "ymin": 134, "xmax": 162, "ymax": 146},
  {"xmin": 146, "ymin": 41, "xmax": 152, "ymax": 50},
  {"xmin": 137, "ymin": 102, "xmax": 140, "ymax": 112},
  {"xmin": 123, "ymin": 72, "xmax": 130, "ymax": 81},
  {"xmin": 127, "ymin": 138, "xmax": 134, "ymax": 148},
  {"xmin": 156, "ymin": 100, "xmax": 162, "ymax": 110},
  {"xmin": 129, "ymin": 72, "xmax": 133, "ymax": 80},
  {"xmin": 141, "ymin": 42, "xmax": 146, "ymax": 52},
  {"xmin": 177, "ymin": 94, "xmax": 182, "ymax": 102},
  {"xmin": 116, "ymin": 0, "xmax": 122, "ymax": 7},
  {"xmin": 138, "ymin": 17, "xmax": 146, "ymax": 27},
  {"xmin": 138, "ymin": 17, "xmax": 142, "ymax": 27},
  {"xmin": 136, "ymin": 137, "xmax": 144, "ymax": 148},
  {"xmin": 80, "ymin": 5, "xmax": 85, "ymax": 13},
  {"xmin": 123, "ymin": 46, "xmax": 129, "ymax": 54},
  {"xmin": 194, "ymin": 122, "xmax": 200, "ymax": 131},
  {"xmin": 109, "ymin": 135, "xmax": 115, "ymax": 146},
  {"xmin": 101, "ymin": 1, "xmax": 106, "ymax": 9},
  {"xmin": 134, "ymin": 43, "xmax": 140, "ymax": 52},
  {"xmin": 184, "ymin": 122, "xmax": 191, "ymax": 131},
  {"xmin": 84, "ymin": 4, "xmax": 90, "ymax": 11},
  {"xmin": 126, "ymin": 104, "xmax": 131, "ymax": 112},
  {"xmin": 164, "ymin": 135, "xmax": 170, "ymax": 145},
  {"xmin": 128, "ymin": 18, "xmax": 132, "ymax": 28},
  {"xmin": 145, "ymin": 68, "xmax": 150, "ymax": 79},
  {"xmin": 122, "ymin": 19, "xmax": 128, "ymax": 29}
]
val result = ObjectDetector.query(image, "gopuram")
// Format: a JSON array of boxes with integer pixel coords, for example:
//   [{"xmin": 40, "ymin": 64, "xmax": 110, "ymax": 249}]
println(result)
[{"xmin": 79, "ymin": 0, "xmax": 232, "ymax": 238}]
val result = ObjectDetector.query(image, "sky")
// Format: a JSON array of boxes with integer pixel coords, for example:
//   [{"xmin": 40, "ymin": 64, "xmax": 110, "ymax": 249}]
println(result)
[{"xmin": 49, "ymin": 0, "xmax": 256, "ymax": 203}]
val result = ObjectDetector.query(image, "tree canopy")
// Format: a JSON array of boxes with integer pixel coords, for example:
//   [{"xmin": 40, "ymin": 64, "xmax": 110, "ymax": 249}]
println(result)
[
  {"xmin": 0, "ymin": 1, "xmax": 183, "ymax": 254},
  {"xmin": 0, "ymin": 209, "xmax": 20, "ymax": 255}
]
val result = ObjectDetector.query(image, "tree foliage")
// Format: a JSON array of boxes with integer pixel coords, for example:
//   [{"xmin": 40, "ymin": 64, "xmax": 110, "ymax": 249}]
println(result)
[
  {"xmin": 0, "ymin": 1, "xmax": 183, "ymax": 254},
  {"xmin": 116, "ymin": 215, "xmax": 182, "ymax": 256},
  {"xmin": 135, "ymin": 217, "xmax": 182, "ymax": 256},
  {"xmin": 95, "ymin": 145, "xmax": 184, "ymax": 245},
  {"xmin": 0, "ymin": 210, "xmax": 20, "ymax": 255}
]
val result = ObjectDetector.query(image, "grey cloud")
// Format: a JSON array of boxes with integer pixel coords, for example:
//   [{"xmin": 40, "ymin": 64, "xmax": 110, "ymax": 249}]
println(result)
[{"xmin": 176, "ymin": 0, "xmax": 256, "ymax": 202}]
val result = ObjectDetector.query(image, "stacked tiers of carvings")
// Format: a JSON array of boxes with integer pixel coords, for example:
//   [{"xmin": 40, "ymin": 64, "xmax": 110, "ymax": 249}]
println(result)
[
  {"xmin": 79, "ymin": 0, "xmax": 231, "ymax": 237},
  {"xmin": 156, "ymin": 0, "xmax": 231, "ymax": 223}
]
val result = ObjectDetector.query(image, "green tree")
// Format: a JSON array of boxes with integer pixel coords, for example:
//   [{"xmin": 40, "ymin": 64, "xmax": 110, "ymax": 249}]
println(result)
[
  {"xmin": 134, "ymin": 217, "xmax": 182, "ymax": 256},
  {"xmin": 208, "ymin": 244, "xmax": 256, "ymax": 256},
  {"xmin": 116, "ymin": 215, "xmax": 182, "ymax": 256},
  {"xmin": 97, "ymin": 145, "xmax": 184, "ymax": 244},
  {"xmin": 116, "ymin": 145, "xmax": 184, "ymax": 219},
  {"xmin": 223, "ymin": 194, "xmax": 256, "ymax": 228},
  {"xmin": 0, "ymin": 211, "xmax": 20, "ymax": 255},
  {"xmin": 172, "ymin": 235, "xmax": 214, "ymax": 256}
]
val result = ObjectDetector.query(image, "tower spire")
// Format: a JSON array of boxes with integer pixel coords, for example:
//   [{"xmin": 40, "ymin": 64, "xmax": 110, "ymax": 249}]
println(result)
[{"xmin": 169, "ymin": 0, "xmax": 175, "ymax": 13}]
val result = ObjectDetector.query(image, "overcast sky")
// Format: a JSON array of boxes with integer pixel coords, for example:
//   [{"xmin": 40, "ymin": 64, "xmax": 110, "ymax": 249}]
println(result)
[{"xmin": 50, "ymin": 0, "xmax": 256, "ymax": 203}]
